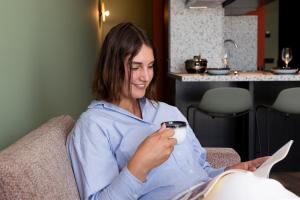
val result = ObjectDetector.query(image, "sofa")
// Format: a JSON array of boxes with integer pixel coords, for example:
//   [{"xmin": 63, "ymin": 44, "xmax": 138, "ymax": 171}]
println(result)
[{"xmin": 0, "ymin": 115, "xmax": 240, "ymax": 200}]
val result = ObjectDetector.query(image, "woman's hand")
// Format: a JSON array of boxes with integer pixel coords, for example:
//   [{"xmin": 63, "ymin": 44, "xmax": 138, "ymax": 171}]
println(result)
[
  {"xmin": 225, "ymin": 156, "xmax": 269, "ymax": 172},
  {"xmin": 128, "ymin": 124, "xmax": 177, "ymax": 182}
]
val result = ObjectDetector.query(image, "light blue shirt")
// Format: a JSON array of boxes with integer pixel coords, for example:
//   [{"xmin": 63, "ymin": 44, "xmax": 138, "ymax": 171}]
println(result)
[{"xmin": 66, "ymin": 98, "xmax": 224, "ymax": 200}]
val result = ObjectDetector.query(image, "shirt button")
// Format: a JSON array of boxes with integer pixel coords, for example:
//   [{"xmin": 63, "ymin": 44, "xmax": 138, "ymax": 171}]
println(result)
[{"xmin": 189, "ymin": 169, "xmax": 194, "ymax": 174}]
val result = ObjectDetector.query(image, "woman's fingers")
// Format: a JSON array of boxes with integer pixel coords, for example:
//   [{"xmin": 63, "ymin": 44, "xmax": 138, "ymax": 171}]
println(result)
[
  {"xmin": 158, "ymin": 127, "xmax": 175, "ymax": 139},
  {"xmin": 245, "ymin": 156, "xmax": 269, "ymax": 171},
  {"xmin": 226, "ymin": 156, "xmax": 270, "ymax": 171},
  {"xmin": 168, "ymin": 137, "xmax": 177, "ymax": 146},
  {"xmin": 248, "ymin": 166, "xmax": 257, "ymax": 172},
  {"xmin": 251, "ymin": 156, "xmax": 269, "ymax": 168},
  {"xmin": 158, "ymin": 123, "xmax": 166, "ymax": 132}
]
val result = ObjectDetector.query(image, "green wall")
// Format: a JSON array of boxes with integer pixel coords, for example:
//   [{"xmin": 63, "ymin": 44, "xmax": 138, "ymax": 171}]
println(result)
[
  {"xmin": 0, "ymin": 0, "xmax": 152, "ymax": 150},
  {"xmin": 100, "ymin": 0, "xmax": 152, "ymax": 42},
  {"xmin": 0, "ymin": 0, "xmax": 99, "ymax": 150}
]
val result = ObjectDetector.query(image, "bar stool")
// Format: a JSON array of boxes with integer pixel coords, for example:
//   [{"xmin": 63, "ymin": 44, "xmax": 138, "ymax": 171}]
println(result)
[
  {"xmin": 187, "ymin": 87, "xmax": 252, "ymax": 120},
  {"xmin": 256, "ymin": 87, "xmax": 300, "ymax": 156},
  {"xmin": 187, "ymin": 87, "xmax": 252, "ymax": 159}
]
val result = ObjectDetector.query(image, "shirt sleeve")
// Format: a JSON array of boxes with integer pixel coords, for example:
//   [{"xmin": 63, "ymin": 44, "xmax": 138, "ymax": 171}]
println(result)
[
  {"xmin": 187, "ymin": 125, "xmax": 225, "ymax": 178},
  {"xmin": 174, "ymin": 107, "xmax": 225, "ymax": 178},
  {"xmin": 66, "ymin": 116, "xmax": 145, "ymax": 200}
]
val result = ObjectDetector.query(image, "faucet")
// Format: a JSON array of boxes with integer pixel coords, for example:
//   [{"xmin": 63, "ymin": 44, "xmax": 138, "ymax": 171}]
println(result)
[
  {"xmin": 224, "ymin": 39, "xmax": 238, "ymax": 48},
  {"xmin": 223, "ymin": 39, "xmax": 238, "ymax": 68}
]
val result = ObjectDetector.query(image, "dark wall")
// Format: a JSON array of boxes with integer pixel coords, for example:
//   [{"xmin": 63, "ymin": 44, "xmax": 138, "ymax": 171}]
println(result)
[{"xmin": 279, "ymin": 0, "xmax": 300, "ymax": 68}]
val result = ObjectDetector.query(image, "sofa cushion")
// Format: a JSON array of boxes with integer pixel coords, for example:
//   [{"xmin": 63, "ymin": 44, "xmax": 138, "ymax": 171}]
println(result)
[
  {"xmin": 0, "ymin": 115, "xmax": 80, "ymax": 200},
  {"xmin": 205, "ymin": 147, "xmax": 241, "ymax": 168}
]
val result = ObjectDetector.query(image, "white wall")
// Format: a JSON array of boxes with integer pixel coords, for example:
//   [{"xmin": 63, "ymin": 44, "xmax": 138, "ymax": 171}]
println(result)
[
  {"xmin": 169, "ymin": 0, "xmax": 224, "ymax": 72},
  {"xmin": 169, "ymin": 0, "xmax": 258, "ymax": 72},
  {"xmin": 225, "ymin": 16, "xmax": 257, "ymax": 71}
]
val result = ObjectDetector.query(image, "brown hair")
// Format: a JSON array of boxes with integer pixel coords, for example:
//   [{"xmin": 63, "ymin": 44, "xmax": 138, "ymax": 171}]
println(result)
[{"xmin": 92, "ymin": 22, "xmax": 157, "ymax": 103}]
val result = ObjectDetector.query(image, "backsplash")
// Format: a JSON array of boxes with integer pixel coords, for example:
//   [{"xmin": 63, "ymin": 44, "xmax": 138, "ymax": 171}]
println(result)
[
  {"xmin": 169, "ymin": 0, "xmax": 257, "ymax": 73},
  {"xmin": 169, "ymin": 0, "xmax": 224, "ymax": 72},
  {"xmin": 224, "ymin": 16, "xmax": 257, "ymax": 71}
]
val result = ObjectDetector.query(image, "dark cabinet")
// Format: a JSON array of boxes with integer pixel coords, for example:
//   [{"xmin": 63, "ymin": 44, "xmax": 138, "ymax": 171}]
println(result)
[{"xmin": 224, "ymin": 0, "xmax": 276, "ymax": 15}]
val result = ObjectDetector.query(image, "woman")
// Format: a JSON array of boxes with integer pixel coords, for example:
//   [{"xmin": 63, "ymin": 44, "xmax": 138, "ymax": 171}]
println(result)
[{"xmin": 66, "ymin": 22, "xmax": 268, "ymax": 200}]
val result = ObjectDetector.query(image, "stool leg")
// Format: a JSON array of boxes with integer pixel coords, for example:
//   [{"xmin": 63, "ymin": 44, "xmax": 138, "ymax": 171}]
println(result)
[
  {"xmin": 267, "ymin": 109, "xmax": 270, "ymax": 155},
  {"xmin": 255, "ymin": 108, "xmax": 260, "ymax": 157},
  {"xmin": 192, "ymin": 109, "xmax": 197, "ymax": 132},
  {"xmin": 284, "ymin": 115, "xmax": 290, "ymax": 141},
  {"xmin": 187, "ymin": 105, "xmax": 193, "ymax": 130},
  {"xmin": 241, "ymin": 114, "xmax": 247, "ymax": 160},
  {"xmin": 187, "ymin": 105, "xmax": 198, "ymax": 133},
  {"xmin": 255, "ymin": 107, "xmax": 264, "ymax": 157}
]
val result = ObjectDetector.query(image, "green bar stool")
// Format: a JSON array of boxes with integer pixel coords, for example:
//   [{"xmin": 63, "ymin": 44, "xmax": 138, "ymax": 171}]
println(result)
[
  {"xmin": 187, "ymin": 87, "xmax": 252, "ymax": 120},
  {"xmin": 187, "ymin": 87, "xmax": 253, "ymax": 159},
  {"xmin": 256, "ymin": 87, "xmax": 300, "ymax": 156}
]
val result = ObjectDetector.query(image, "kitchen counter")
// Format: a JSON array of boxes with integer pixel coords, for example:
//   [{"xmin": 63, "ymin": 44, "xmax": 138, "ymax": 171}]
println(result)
[
  {"xmin": 169, "ymin": 70, "xmax": 300, "ymax": 161},
  {"xmin": 169, "ymin": 71, "xmax": 300, "ymax": 82}
]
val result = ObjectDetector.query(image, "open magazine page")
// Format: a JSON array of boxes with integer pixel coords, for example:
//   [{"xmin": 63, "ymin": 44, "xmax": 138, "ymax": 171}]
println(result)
[
  {"xmin": 171, "ymin": 140, "xmax": 294, "ymax": 200},
  {"xmin": 254, "ymin": 140, "xmax": 293, "ymax": 178},
  {"xmin": 171, "ymin": 169, "xmax": 247, "ymax": 200}
]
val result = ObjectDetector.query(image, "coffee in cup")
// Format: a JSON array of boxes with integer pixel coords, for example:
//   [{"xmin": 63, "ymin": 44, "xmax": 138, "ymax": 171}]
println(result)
[{"xmin": 163, "ymin": 121, "xmax": 187, "ymax": 144}]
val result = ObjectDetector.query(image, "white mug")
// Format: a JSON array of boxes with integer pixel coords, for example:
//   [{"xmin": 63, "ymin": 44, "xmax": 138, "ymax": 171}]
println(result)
[{"xmin": 163, "ymin": 121, "xmax": 187, "ymax": 144}]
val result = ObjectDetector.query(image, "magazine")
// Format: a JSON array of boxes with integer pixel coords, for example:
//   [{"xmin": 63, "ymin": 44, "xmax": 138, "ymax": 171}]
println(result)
[{"xmin": 171, "ymin": 140, "xmax": 294, "ymax": 200}]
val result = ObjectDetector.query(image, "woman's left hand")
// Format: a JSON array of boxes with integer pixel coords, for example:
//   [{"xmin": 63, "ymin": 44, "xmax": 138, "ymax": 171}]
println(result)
[{"xmin": 225, "ymin": 156, "xmax": 269, "ymax": 172}]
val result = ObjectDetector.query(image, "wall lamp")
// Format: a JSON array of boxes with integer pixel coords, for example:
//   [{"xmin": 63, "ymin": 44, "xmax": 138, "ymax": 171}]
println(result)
[{"xmin": 98, "ymin": 0, "xmax": 110, "ymax": 27}]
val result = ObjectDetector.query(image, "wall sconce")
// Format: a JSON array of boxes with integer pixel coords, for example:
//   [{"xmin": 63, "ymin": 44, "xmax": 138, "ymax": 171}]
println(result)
[
  {"xmin": 98, "ymin": 0, "xmax": 110, "ymax": 27},
  {"xmin": 101, "ymin": 3, "xmax": 110, "ymax": 22}
]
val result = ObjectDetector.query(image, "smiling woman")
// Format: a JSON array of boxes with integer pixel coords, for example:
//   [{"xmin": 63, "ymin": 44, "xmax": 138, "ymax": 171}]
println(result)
[
  {"xmin": 123, "ymin": 44, "xmax": 155, "ymax": 105},
  {"xmin": 66, "ymin": 22, "xmax": 274, "ymax": 200},
  {"xmin": 92, "ymin": 23, "xmax": 157, "ymax": 104}
]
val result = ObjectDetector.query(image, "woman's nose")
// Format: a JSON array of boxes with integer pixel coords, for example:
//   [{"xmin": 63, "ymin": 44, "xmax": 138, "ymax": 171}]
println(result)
[{"xmin": 140, "ymin": 68, "xmax": 150, "ymax": 81}]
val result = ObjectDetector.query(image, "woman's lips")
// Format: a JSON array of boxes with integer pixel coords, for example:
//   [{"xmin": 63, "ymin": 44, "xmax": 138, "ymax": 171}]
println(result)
[{"xmin": 132, "ymin": 83, "xmax": 147, "ymax": 89}]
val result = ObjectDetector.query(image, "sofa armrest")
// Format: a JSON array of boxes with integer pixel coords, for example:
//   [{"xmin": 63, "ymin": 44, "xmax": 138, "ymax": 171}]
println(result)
[
  {"xmin": 205, "ymin": 147, "xmax": 241, "ymax": 168},
  {"xmin": 0, "ymin": 115, "xmax": 80, "ymax": 200}
]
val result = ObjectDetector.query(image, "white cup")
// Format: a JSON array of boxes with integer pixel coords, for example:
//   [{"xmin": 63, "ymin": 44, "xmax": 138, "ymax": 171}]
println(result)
[{"xmin": 163, "ymin": 121, "xmax": 187, "ymax": 144}]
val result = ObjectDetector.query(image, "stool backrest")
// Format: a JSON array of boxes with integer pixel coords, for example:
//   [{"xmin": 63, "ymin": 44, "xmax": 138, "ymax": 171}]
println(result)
[
  {"xmin": 198, "ymin": 87, "xmax": 252, "ymax": 115},
  {"xmin": 272, "ymin": 87, "xmax": 300, "ymax": 114}
]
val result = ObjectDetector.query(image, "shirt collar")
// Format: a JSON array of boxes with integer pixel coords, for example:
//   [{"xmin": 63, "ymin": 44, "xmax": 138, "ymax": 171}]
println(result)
[
  {"xmin": 88, "ymin": 97, "xmax": 147, "ymax": 109},
  {"xmin": 87, "ymin": 97, "xmax": 154, "ymax": 123}
]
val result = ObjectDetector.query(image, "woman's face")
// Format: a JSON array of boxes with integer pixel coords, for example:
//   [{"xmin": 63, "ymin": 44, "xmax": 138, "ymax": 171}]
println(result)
[{"xmin": 122, "ymin": 44, "xmax": 154, "ymax": 101}]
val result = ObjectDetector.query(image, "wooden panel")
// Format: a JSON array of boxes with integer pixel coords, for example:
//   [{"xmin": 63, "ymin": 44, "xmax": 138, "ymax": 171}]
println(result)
[{"xmin": 152, "ymin": 0, "xmax": 169, "ymax": 102}]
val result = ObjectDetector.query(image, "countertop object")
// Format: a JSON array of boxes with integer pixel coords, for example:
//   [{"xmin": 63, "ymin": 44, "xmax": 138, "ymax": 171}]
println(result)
[
  {"xmin": 169, "ymin": 71, "xmax": 300, "ymax": 82},
  {"xmin": 270, "ymin": 68, "xmax": 299, "ymax": 75},
  {"xmin": 207, "ymin": 68, "xmax": 231, "ymax": 75}
]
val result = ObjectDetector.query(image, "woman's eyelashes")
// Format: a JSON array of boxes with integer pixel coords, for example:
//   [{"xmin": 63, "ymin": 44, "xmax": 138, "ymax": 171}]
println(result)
[
  {"xmin": 130, "ymin": 64, "xmax": 140, "ymax": 70},
  {"xmin": 130, "ymin": 64, "xmax": 154, "ymax": 70}
]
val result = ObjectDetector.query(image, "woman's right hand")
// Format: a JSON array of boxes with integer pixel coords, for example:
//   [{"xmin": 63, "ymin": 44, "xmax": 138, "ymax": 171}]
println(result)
[{"xmin": 127, "ymin": 124, "xmax": 177, "ymax": 182}]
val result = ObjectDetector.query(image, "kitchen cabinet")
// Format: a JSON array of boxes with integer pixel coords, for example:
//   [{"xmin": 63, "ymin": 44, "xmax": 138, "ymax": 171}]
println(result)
[
  {"xmin": 224, "ymin": 0, "xmax": 275, "ymax": 15},
  {"xmin": 185, "ymin": 0, "xmax": 275, "ymax": 15}
]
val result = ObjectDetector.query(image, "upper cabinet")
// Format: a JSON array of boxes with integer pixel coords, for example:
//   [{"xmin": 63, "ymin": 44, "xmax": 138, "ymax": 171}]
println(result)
[
  {"xmin": 224, "ymin": 0, "xmax": 276, "ymax": 15},
  {"xmin": 185, "ymin": 0, "xmax": 276, "ymax": 15},
  {"xmin": 185, "ymin": 0, "xmax": 226, "ymax": 8}
]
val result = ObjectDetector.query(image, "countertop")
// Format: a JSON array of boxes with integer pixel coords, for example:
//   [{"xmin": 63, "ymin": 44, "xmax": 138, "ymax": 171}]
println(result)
[{"xmin": 169, "ymin": 71, "xmax": 300, "ymax": 82}]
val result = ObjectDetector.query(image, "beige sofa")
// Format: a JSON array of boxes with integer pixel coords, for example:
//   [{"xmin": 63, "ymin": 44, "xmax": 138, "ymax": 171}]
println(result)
[{"xmin": 0, "ymin": 115, "xmax": 240, "ymax": 200}]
